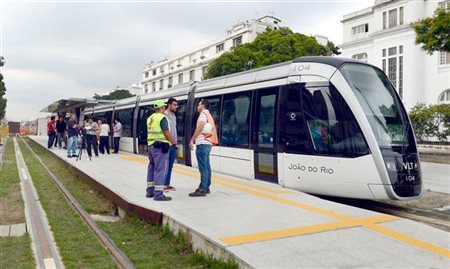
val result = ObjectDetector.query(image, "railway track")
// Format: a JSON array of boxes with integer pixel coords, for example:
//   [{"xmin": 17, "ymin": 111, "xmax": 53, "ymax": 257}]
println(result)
[
  {"xmin": 20, "ymin": 137, "xmax": 135, "ymax": 269},
  {"xmin": 320, "ymin": 195, "xmax": 450, "ymax": 232}
]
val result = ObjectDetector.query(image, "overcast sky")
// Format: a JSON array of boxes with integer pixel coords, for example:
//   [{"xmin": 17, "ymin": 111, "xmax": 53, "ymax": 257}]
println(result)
[{"xmin": 2, "ymin": 0, "xmax": 373, "ymax": 122}]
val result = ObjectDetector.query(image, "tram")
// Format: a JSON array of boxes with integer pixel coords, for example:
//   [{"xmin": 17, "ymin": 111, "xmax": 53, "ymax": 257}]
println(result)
[{"xmin": 82, "ymin": 56, "xmax": 422, "ymax": 200}]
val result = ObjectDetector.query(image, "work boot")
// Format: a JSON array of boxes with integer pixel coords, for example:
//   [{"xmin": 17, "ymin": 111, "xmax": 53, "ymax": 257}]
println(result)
[
  {"xmin": 146, "ymin": 187, "xmax": 154, "ymax": 198},
  {"xmin": 154, "ymin": 195, "xmax": 172, "ymax": 201}
]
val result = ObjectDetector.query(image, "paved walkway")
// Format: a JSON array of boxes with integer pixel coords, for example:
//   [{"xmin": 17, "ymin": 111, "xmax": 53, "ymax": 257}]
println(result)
[
  {"xmin": 422, "ymin": 162, "xmax": 450, "ymax": 194},
  {"xmin": 30, "ymin": 136, "xmax": 450, "ymax": 268}
]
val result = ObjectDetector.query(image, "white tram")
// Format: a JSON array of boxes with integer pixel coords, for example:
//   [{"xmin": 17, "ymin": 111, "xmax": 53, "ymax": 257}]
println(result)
[{"xmin": 83, "ymin": 57, "xmax": 422, "ymax": 200}]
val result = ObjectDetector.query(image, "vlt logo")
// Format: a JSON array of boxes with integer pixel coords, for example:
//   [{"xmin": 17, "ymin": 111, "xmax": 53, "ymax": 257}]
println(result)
[{"xmin": 402, "ymin": 162, "xmax": 416, "ymax": 171}]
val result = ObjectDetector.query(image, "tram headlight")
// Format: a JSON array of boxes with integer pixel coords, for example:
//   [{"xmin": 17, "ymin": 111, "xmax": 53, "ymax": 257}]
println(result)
[{"xmin": 385, "ymin": 161, "xmax": 397, "ymax": 171}]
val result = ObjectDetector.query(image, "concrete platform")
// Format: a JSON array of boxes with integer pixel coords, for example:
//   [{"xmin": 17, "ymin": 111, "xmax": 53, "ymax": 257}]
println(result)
[{"xmin": 29, "ymin": 136, "xmax": 450, "ymax": 268}]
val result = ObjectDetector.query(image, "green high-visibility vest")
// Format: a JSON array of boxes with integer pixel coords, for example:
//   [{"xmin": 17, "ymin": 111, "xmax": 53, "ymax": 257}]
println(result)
[{"xmin": 147, "ymin": 113, "xmax": 170, "ymax": 146}]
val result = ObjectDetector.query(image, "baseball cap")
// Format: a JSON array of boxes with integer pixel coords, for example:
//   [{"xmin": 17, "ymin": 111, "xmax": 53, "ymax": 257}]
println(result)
[{"xmin": 153, "ymin": 100, "xmax": 166, "ymax": 109}]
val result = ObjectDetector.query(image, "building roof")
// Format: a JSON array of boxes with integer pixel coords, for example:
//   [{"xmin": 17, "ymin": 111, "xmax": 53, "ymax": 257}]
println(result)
[{"xmin": 40, "ymin": 98, "xmax": 114, "ymax": 114}]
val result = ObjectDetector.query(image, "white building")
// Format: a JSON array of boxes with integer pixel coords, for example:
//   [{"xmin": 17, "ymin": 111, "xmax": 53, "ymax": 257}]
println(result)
[
  {"xmin": 339, "ymin": 0, "xmax": 450, "ymax": 110},
  {"xmin": 141, "ymin": 16, "xmax": 281, "ymax": 94}
]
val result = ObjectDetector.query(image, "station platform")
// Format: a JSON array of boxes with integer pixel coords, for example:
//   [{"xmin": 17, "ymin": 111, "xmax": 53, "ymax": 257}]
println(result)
[{"xmin": 29, "ymin": 136, "xmax": 449, "ymax": 268}]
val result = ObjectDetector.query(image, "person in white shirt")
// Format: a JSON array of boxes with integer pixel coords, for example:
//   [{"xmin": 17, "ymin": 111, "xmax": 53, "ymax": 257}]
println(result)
[{"xmin": 99, "ymin": 119, "xmax": 110, "ymax": 154}]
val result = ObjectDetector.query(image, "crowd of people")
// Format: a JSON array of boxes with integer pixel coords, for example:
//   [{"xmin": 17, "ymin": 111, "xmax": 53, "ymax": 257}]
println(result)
[
  {"xmin": 46, "ymin": 114, "xmax": 123, "ymax": 158},
  {"xmin": 47, "ymin": 97, "xmax": 217, "ymax": 201}
]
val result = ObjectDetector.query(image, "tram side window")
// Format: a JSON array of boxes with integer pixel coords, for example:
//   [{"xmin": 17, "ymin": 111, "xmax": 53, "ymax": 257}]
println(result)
[
  {"xmin": 114, "ymin": 108, "xmax": 133, "ymax": 137},
  {"xmin": 221, "ymin": 92, "xmax": 251, "ymax": 147},
  {"xmin": 176, "ymin": 100, "xmax": 186, "ymax": 144},
  {"xmin": 302, "ymin": 86, "xmax": 369, "ymax": 156},
  {"xmin": 138, "ymin": 105, "xmax": 154, "ymax": 140},
  {"xmin": 284, "ymin": 86, "xmax": 310, "ymax": 153}
]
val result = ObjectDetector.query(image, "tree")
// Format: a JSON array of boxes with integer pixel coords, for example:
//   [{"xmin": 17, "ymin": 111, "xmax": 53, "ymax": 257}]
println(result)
[
  {"xmin": 0, "ymin": 57, "xmax": 6, "ymax": 120},
  {"xmin": 206, "ymin": 27, "xmax": 341, "ymax": 79},
  {"xmin": 93, "ymin": 88, "xmax": 135, "ymax": 100},
  {"xmin": 411, "ymin": 8, "xmax": 450, "ymax": 54}
]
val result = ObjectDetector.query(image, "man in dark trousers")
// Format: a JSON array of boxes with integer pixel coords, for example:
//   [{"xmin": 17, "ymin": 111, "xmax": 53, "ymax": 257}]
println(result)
[
  {"xmin": 163, "ymin": 97, "xmax": 179, "ymax": 191},
  {"xmin": 113, "ymin": 118, "xmax": 122, "ymax": 153},
  {"xmin": 47, "ymin": 116, "xmax": 56, "ymax": 149},
  {"xmin": 55, "ymin": 116, "xmax": 67, "ymax": 149},
  {"xmin": 146, "ymin": 100, "xmax": 177, "ymax": 201}
]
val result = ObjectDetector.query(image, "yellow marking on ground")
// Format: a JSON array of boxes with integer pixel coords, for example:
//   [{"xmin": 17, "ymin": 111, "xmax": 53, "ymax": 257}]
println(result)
[
  {"xmin": 220, "ymin": 215, "xmax": 398, "ymax": 246},
  {"xmin": 366, "ymin": 223, "xmax": 450, "ymax": 259},
  {"xmin": 119, "ymin": 153, "xmax": 450, "ymax": 258},
  {"xmin": 120, "ymin": 154, "xmax": 291, "ymax": 194}
]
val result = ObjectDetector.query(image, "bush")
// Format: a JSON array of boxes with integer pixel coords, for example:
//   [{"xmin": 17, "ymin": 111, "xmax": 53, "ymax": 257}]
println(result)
[{"xmin": 409, "ymin": 103, "xmax": 450, "ymax": 143}]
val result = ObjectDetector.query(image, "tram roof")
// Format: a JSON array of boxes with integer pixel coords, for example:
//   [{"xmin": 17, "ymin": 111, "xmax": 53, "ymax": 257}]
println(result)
[
  {"xmin": 41, "ymin": 98, "xmax": 114, "ymax": 114},
  {"xmin": 292, "ymin": 56, "xmax": 364, "ymax": 68}
]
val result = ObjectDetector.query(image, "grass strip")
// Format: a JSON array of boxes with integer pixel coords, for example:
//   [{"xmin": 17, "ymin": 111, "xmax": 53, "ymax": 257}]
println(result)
[
  {"xmin": 26, "ymin": 138, "xmax": 238, "ymax": 269},
  {"xmin": 0, "ymin": 235, "xmax": 35, "ymax": 269},
  {"xmin": 0, "ymin": 137, "xmax": 25, "ymax": 225},
  {"xmin": 18, "ymin": 138, "xmax": 118, "ymax": 268}
]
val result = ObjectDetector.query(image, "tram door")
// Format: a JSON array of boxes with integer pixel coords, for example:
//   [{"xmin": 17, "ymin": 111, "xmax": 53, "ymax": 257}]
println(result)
[{"xmin": 252, "ymin": 87, "xmax": 279, "ymax": 183}]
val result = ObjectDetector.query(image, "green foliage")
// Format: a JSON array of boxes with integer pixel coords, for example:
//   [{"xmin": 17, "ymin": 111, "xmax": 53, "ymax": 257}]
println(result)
[
  {"xmin": 409, "ymin": 103, "xmax": 450, "ymax": 142},
  {"xmin": 206, "ymin": 27, "xmax": 340, "ymax": 79},
  {"xmin": 0, "ymin": 72, "xmax": 7, "ymax": 119},
  {"xmin": 411, "ymin": 8, "xmax": 450, "ymax": 54},
  {"xmin": 93, "ymin": 88, "xmax": 135, "ymax": 100}
]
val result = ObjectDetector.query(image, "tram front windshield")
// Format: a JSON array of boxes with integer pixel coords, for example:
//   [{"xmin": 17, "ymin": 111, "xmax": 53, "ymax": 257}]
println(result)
[{"xmin": 339, "ymin": 63, "xmax": 415, "ymax": 154}]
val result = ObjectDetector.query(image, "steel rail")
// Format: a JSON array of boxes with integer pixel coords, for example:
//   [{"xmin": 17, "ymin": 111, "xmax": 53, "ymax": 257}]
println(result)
[{"xmin": 20, "ymin": 137, "xmax": 136, "ymax": 269}]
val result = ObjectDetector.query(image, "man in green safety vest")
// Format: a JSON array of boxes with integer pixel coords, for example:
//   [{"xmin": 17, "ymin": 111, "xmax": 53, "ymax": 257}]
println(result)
[{"xmin": 146, "ymin": 100, "xmax": 177, "ymax": 201}]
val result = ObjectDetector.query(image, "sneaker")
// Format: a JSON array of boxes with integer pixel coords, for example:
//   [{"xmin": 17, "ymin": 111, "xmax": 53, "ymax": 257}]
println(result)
[
  {"xmin": 163, "ymin": 185, "xmax": 176, "ymax": 192},
  {"xmin": 71, "ymin": 154, "xmax": 78, "ymax": 158},
  {"xmin": 206, "ymin": 188, "xmax": 211, "ymax": 194},
  {"xmin": 189, "ymin": 189, "xmax": 206, "ymax": 197},
  {"xmin": 154, "ymin": 195, "xmax": 172, "ymax": 201},
  {"xmin": 67, "ymin": 155, "xmax": 72, "ymax": 158}
]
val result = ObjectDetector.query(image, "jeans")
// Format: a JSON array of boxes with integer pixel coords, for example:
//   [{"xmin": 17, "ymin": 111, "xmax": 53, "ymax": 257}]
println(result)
[
  {"xmin": 113, "ymin": 137, "xmax": 120, "ymax": 153},
  {"xmin": 57, "ymin": 132, "xmax": 67, "ymax": 148},
  {"xmin": 67, "ymin": 136, "xmax": 78, "ymax": 156},
  {"xmin": 47, "ymin": 132, "xmax": 56, "ymax": 148},
  {"xmin": 196, "ymin": 144, "xmax": 212, "ymax": 191},
  {"xmin": 85, "ymin": 134, "xmax": 98, "ymax": 157},
  {"xmin": 99, "ymin": 136, "xmax": 110, "ymax": 154},
  {"xmin": 164, "ymin": 145, "xmax": 177, "ymax": 186}
]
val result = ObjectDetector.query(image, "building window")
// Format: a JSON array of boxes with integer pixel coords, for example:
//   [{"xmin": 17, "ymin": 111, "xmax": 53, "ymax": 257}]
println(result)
[
  {"xmin": 200, "ymin": 49, "xmax": 208, "ymax": 59},
  {"xmin": 388, "ymin": 47, "xmax": 397, "ymax": 56},
  {"xmin": 177, "ymin": 59, "xmax": 183, "ymax": 67},
  {"xmin": 399, "ymin": 7, "xmax": 404, "ymax": 25},
  {"xmin": 438, "ymin": 89, "xmax": 450, "ymax": 104},
  {"xmin": 216, "ymin": 43, "xmax": 224, "ymax": 53},
  {"xmin": 189, "ymin": 54, "xmax": 196, "ymax": 64},
  {"xmin": 383, "ymin": 12, "xmax": 387, "ymax": 29},
  {"xmin": 382, "ymin": 59, "xmax": 386, "ymax": 73},
  {"xmin": 438, "ymin": 1, "xmax": 450, "ymax": 10},
  {"xmin": 202, "ymin": 66, "xmax": 208, "ymax": 79},
  {"xmin": 382, "ymin": 49, "xmax": 386, "ymax": 57},
  {"xmin": 169, "ymin": 62, "xmax": 174, "ymax": 70},
  {"xmin": 145, "ymin": 72, "xmax": 149, "ymax": 78},
  {"xmin": 351, "ymin": 24, "xmax": 369, "ymax": 35},
  {"xmin": 152, "ymin": 69, "xmax": 156, "ymax": 76},
  {"xmin": 388, "ymin": 57, "xmax": 397, "ymax": 88},
  {"xmin": 388, "ymin": 9, "xmax": 397, "ymax": 28},
  {"xmin": 399, "ymin": 45, "xmax": 403, "ymax": 54},
  {"xmin": 189, "ymin": 70, "xmax": 195, "ymax": 81},
  {"xmin": 178, "ymin": 73, "xmax": 183, "ymax": 84},
  {"xmin": 399, "ymin": 56, "xmax": 403, "ymax": 99},
  {"xmin": 439, "ymin": 51, "xmax": 450, "ymax": 65},
  {"xmin": 160, "ymin": 66, "xmax": 164, "ymax": 75},
  {"xmin": 233, "ymin": 36, "xmax": 243, "ymax": 47},
  {"xmin": 159, "ymin": 79, "xmax": 163, "ymax": 90},
  {"xmin": 152, "ymin": 81, "xmax": 156, "ymax": 91},
  {"xmin": 168, "ymin": 76, "xmax": 173, "ymax": 88},
  {"xmin": 144, "ymin": 84, "xmax": 148, "ymax": 93},
  {"xmin": 351, "ymin": 53, "xmax": 368, "ymax": 62}
]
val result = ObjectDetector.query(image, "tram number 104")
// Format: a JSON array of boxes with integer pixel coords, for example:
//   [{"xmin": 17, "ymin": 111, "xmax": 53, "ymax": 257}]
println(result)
[{"xmin": 292, "ymin": 64, "xmax": 311, "ymax": 72}]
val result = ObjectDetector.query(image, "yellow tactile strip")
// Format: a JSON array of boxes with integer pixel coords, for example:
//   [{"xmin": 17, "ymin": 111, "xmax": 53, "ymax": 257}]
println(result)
[{"xmin": 119, "ymin": 153, "xmax": 450, "ymax": 258}]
